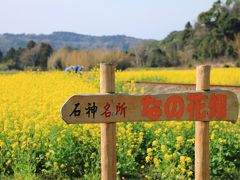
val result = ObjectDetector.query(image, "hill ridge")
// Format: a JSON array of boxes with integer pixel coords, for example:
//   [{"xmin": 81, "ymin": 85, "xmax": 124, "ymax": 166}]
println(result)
[{"xmin": 0, "ymin": 31, "xmax": 145, "ymax": 53}]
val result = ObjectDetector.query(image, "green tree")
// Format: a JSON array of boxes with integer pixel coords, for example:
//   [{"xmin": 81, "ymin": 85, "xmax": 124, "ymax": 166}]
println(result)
[
  {"xmin": 5, "ymin": 48, "xmax": 16, "ymax": 61},
  {"xmin": 4, "ymin": 48, "xmax": 22, "ymax": 69},
  {"xmin": 182, "ymin": 21, "xmax": 193, "ymax": 42},
  {"xmin": 38, "ymin": 43, "xmax": 53, "ymax": 70},
  {"xmin": 198, "ymin": 1, "xmax": 222, "ymax": 29},
  {"xmin": 27, "ymin": 40, "xmax": 36, "ymax": 49},
  {"xmin": 148, "ymin": 48, "xmax": 170, "ymax": 67},
  {"xmin": 53, "ymin": 58, "xmax": 63, "ymax": 70},
  {"xmin": 0, "ymin": 49, "xmax": 3, "ymax": 62}
]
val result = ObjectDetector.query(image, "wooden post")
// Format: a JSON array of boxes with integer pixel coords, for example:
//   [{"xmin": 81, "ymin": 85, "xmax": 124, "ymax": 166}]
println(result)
[
  {"xmin": 195, "ymin": 65, "xmax": 210, "ymax": 180},
  {"xmin": 100, "ymin": 63, "xmax": 117, "ymax": 180}
]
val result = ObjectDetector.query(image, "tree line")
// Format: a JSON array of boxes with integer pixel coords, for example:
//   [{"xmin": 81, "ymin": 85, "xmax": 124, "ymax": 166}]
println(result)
[
  {"xmin": 131, "ymin": 0, "xmax": 240, "ymax": 68},
  {"xmin": 0, "ymin": 41, "xmax": 53, "ymax": 71}
]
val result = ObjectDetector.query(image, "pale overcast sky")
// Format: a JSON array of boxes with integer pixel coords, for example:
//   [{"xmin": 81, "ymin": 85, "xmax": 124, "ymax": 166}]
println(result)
[{"xmin": 0, "ymin": 0, "xmax": 216, "ymax": 40}]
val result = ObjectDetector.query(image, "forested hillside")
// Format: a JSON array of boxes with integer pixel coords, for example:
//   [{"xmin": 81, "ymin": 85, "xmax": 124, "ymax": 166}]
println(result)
[
  {"xmin": 0, "ymin": 32, "xmax": 143, "ymax": 54},
  {"xmin": 132, "ymin": 0, "xmax": 240, "ymax": 67}
]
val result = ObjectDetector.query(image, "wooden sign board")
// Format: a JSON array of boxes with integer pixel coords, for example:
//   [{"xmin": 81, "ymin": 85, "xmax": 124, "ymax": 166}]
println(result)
[{"xmin": 61, "ymin": 90, "xmax": 239, "ymax": 124}]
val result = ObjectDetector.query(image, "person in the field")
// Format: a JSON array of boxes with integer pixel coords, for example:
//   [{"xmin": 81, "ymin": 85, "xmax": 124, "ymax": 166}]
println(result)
[{"xmin": 64, "ymin": 65, "xmax": 84, "ymax": 73}]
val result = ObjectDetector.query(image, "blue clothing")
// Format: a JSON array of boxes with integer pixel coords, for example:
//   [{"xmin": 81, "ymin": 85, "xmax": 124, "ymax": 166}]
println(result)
[{"xmin": 64, "ymin": 66, "xmax": 84, "ymax": 73}]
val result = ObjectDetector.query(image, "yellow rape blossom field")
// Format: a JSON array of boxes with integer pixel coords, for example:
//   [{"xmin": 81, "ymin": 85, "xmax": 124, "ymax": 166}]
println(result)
[
  {"xmin": 117, "ymin": 68, "xmax": 240, "ymax": 85},
  {"xmin": 0, "ymin": 68, "xmax": 239, "ymax": 179}
]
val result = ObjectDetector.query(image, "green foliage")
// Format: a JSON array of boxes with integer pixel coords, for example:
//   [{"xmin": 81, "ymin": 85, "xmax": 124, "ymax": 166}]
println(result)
[
  {"xmin": 0, "ymin": 41, "xmax": 53, "ymax": 71},
  {"xmin": 5, "ymin": 48, "xmax": 17, "ymax": 61},
  {"xmin": 148, "ymin": 48, "xmax": 171, "ymax": 67},
  {"xmin": 0, "ymin": 63, "xmax": 8, "ymax": 71},
  {"xmin": 130, "ymin": 40, "xmax": 178, "ymax": 68},
  {"xmin": 195, "ymin": 37, "xmax": 227, "ymax": 60},
  {"xmin": 210, "ymin": 123, "xmax": 240, "ymax": 179},
  {"xmin": 224, "ymin": 64, "xmax": 231, "ymax": 68},
  {"xmin": 182, "ymin": 22, "xmax": 193, "ymax": 43},
  {"xmin": 136, "ymin": 0, "xmax": 240, "ymax": 66},
  {"xmin": 27, "ymin": 40, "xmax": 36, "ymax": 49},
  {"xmin": 38, "ymin": 43, "xmax": 53, "ymax": 70},
  {"xmin": 53, "ymin": 59, "xmax": 63, "ymax": 70},
  {"xmin": 236, "ymin": 61, "xmax": 240, "ymax": 67},
  {"xmin": 2, "ymin": 48, "xmax": 22, "ymax": 70},
  {"xmin": 191, "ymin": 0, "xmax": 240, "ymax": 61},
  {"xmin": 116, "ymin": 60, "xmax": 132, "ymax": 70},
  {"xmin": 2, "ymin": 120, "xmax": 237, "ymax": 179},
  {"xmin": 0, "ymin": 50, "xmax": 2, "ymax": 62}
]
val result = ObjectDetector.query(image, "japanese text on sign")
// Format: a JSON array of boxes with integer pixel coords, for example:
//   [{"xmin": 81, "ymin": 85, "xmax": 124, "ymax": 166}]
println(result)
[
  {"xmin": 141, "ymin": 94, "xmax": 226, "ymax": 121},
  {"xmin": 61, "ymin": 90, "xmax": 239, "ymax": 124}
]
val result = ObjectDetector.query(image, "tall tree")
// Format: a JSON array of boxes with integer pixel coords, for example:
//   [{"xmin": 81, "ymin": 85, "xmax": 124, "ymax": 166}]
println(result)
[
  {"xmin": 182, "ymin": 21, "xmax": 193, "ymax": 42},
  {"xmin": 5, "ymin": 48, "xmax": 16, "ymax": 61},
  {"xmin": 148, "ymin": 48, "xmax": 170, "ymax": 67},
  {"xmin": 27, "ymin": 40, "xmax": 37, "ymax": 49},
  {"xmin": 0, "ymin": 49, "xmax": 3, "ymax": 62},
  {"xmin": 4, "ymin": 47, "xmax": 22, "ymax": 69},
  {"xmin": 38, "ymin": 43, "xmax": 53, "ymax": 70}
]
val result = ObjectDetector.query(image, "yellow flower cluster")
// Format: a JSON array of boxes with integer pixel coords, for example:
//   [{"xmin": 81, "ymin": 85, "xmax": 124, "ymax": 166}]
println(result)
[
  {"xmin": 116, "ymin": 68, "xmax": 240, "ymax": 85},
  {"xmin": 0, "ymin": 71, "xmax": 99, "ymax": 176}
]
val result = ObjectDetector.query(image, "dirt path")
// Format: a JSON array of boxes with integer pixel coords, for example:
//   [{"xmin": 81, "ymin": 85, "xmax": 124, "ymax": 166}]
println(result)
[{"xmin": 135, "ymin": 82, "xmax": 240, "ymax": 102}]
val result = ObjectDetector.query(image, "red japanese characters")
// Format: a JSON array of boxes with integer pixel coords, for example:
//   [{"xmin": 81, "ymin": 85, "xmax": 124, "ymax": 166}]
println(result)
[
  {"xmin": 101, "ymin": 102, "xmax": 127, "ymax": 118},
  {"xmin": 141, "ymin": 93, "xmax": 227, "ymax": 121}
]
